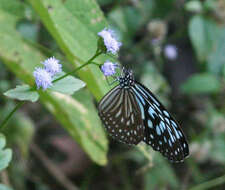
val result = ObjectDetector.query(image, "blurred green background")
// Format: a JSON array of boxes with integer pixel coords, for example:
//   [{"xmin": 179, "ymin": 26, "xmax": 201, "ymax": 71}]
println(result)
[{"xmin": 0, "ymin": 0, "xmax": 225, "ymax": 189}]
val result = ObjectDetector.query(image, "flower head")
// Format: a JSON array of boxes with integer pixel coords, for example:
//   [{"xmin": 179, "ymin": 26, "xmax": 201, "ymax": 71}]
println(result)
[
  {"xmin": 101, "ymin": 61, "xmax": 118, "ymax": 76},
  {"xmin": 42, "ymin": 57, "xmax": 62, "ymax": 76},
  {"xmin": 98, "ymin": 28, "xmax": 122, "ymax": 54},
  {"xmin": 164, "ymin": 44, "xmax": 178, "ymax": 60},
  {"xmin": 33, "ymin": 67, "xmax": 52, "ymax": 90}
]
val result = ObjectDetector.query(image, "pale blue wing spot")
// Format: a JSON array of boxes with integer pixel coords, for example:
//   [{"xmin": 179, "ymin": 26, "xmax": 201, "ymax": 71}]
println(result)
[
  {"xmin": 163, "ymin": 110, "xmax": 170, "ymax": 117},
  {"xmin": 148, "ymin": 120, "xmax": 153, "ymax": 128},
  {"xmin": 148, "ymin": 106, "xmax": 156, "ymax": 119},
  {"xmin": 165, "ymin": 118, "xmax": 170, "ymax": 125},
  {"xmin": 156, "ymin": 126, "xmax": 161, "ymax": 135},
  {"xmin": 135, "ymin": 96, "xmax": 145, "ymax": 119},
  {"xmin": 174, "ymin": 129, "xmax": 181, "ymax": 139},
  {"xmin": 160, "ymin": 121, "xmax": 166, "ymax": 131},
  {"xmin": 171, "ymin": 120, "xmax": 178, "ymax": 128},
  {"xmin": 152, "ymin": 103, "xmax": 162, "ymax": 113},
  {"xmin": 132, "ymin": 87, "xmax": 146, "ymax": 105}
]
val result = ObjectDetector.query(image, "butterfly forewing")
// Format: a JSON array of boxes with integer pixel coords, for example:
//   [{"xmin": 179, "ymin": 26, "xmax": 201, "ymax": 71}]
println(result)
[
  {"xmin": 98, "ymin": 85, "xmax": 145, "ymax": 145},
  {"xmin": 132, "ymin": 82, "xmax": 189, "ymax": 162}
]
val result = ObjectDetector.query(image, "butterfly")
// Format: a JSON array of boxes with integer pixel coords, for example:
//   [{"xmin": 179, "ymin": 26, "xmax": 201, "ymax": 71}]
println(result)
[{"xmin": 98, "ymin": 68, "xmax": 189, "ymax": 162}]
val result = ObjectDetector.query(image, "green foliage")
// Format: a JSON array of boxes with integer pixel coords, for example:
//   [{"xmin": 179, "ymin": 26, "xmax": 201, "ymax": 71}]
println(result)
[
  {"xmin": 144, "ymin": 155, "xmax": 179, "ymax": 189},
  {"xmin": 51, "ymin": 73, "xmax": 86, "ymax": 95},
  {"xmin": 0, "ymin": 184, "xmax": 13, "ymax": 190},
  {"xmin": 181, "ymin": 73, "xmax": 221, "ymax": 94},
  {"xmin": 3, "ymin": 111, "xmax": 35, "ymax": 157},
  {"xmin": 28, "ymin": 0, "xmax": 110, "ymax": 101},
  {"xmin": 185, "ymin": 0, "xmax": 203, "ymax": 13},
  {"xmin": 189, "ymin": 15, "xmax": 219, "ymax": 62},
  {"xmin": 0, "ymin": 0, "xmax": 108, "ymax": 166},
  {"xmin": 0, "ymin": 0, "xmax": 225, "ymax": 189},
  {"xmin": 4, "ymin": 85, "xmax": 39, "ymax": 102},
  {"xmin": 0, "ymin": 134, "xmax": 12, "ymax": 171}
]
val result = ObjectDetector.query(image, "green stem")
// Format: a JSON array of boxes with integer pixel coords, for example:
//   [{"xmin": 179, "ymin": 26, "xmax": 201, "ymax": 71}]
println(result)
[
  {"xmin": 53, "ymin": 50, "xmax": 102, "ymax": 83},
  {"xmin": 137, "ymin": 144, "xmax": 153, "ymax": 164},
  {"xmin": 0, "ymin": 101, "xmax": 25, "ymax": 130},
  {"xmin": 190, "ymin": 174, "xmax": 225, "ymax": 190}
]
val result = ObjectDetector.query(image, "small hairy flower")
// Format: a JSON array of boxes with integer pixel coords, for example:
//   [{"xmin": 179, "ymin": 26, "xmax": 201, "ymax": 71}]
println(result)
[
  {"xmin": 101, "ymin": 61, "xmax": 118, "ymax": 76},
  {"xmin": 98, "ymin": 28, "xmax": 122, "ymax": 54},
  {"xmin": 42, "ymin": 57, "xmax": 62, "ymax": 76},
  {"xmin": 164, "ymin": 44, "xmax": 178, "ymax": 60},
  {"xmin": 33, "ymin": 67, "xmax": 52, "ymax": 90}
]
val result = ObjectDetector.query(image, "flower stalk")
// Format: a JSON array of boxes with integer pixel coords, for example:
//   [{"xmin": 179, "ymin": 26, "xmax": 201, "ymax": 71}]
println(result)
[{"xmin": 0, "ymin": 101, "xmax": 25, "ymax": 130}]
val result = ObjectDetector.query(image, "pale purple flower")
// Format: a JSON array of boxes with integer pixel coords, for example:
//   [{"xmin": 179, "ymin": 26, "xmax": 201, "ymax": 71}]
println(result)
[
  {"xmin": 164, "ymin": 44, "xmax": 178, "ymax": 60},
  {"xmin": 42, "ymin": 57, "xmax": 62, "ymax": 76},
  {"xmin": 101, "ymin": 61, "xmax": 118, "ymax": 76},
  {"xmin": 98, "ymin": 28, "xmax": 122, "ymax": 54},
  {"xmin": 33, "ymin": 67, "xmax": 52, "ymax": 90}
]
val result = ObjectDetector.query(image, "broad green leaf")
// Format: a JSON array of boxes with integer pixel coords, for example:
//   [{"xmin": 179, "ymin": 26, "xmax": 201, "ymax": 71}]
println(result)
[
  {"xmin": 0, "ymin": 0, "xmax": 108, "ymax": 165},
  {"xmin": 0, "ymin": 134, "xmax": 6, "ymax": 149},
  {"xmin": 0, "ymin": 184, "xmax": 13, "ymax": 190},
  {"xmin": 28, "ymin": 0, "xmax": 111, "ymax": 101},
  {"xmin": 181, "ymin": 73, "xmax": 221, "ymax": 94},
  {"xmin": 189, "ymin": 15, "xmax": 221, "ymax": 62},
  {"xmin": 51, "ymin": 73, "xmax": 86, "ymax": 95},
  {"xmin": 41, "ymin": 89, "xmax": 107, "ymax": 164},
  {"xmin": 0, "ymin": 134, "xmax": 12, "ymax": 171},
  {"xmin": 4, "ymin": 85, "xmax": 39, "ymax": 102},
  {"xmin": 207, "ymin": 30, "xmax": 225, "ymax": 74}
]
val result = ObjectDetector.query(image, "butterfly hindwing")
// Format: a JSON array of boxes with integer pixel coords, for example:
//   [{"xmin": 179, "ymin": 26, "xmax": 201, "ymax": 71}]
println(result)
[
  {"xmin": 98, "ymin": 85, "xmax": 145, "ymax": 145},
  {"xmin": 132, "ymin": 82, "xmax": 189, "ymax": 162}
]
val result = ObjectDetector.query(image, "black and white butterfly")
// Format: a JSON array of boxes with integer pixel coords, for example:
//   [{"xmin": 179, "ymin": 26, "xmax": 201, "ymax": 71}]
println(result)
[{"xmin": 98, "ymin": 68, "xmax": 189, "ymax": 162}]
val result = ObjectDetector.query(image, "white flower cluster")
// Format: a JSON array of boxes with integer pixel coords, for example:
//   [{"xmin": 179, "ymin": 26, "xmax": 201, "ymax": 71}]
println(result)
[
  {"xmin": 33, "ymin": 57, "xmax": 62, "ymax": 90},
  {"xmin": 98, "ymin": 28, "xmax": 121, "ymax": 76}
]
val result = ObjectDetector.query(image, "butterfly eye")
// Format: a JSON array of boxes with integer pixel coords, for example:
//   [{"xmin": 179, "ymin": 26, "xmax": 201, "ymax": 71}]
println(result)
[{"xmin": 98, "ymin": 69, "xmax": 189, "ymax": 162}]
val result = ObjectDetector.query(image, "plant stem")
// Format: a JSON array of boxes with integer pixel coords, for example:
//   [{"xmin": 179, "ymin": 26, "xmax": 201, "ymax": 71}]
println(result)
[
  {"xmin": 0, "ymin": 101, "xmax": 25, "ymax": 130},
  {"xmin": 190, "ymin": 174, "xmax": 225, "ymax": 190},
  {"xmin": 53, "ymin": 50, "xmax": 102, "ymax": 83}
]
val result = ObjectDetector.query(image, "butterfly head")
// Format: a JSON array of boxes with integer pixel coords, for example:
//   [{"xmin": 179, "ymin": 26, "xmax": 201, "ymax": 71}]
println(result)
[{"xmin": 118, "ymin": 68, "xmax": 134, "ymax": 88}]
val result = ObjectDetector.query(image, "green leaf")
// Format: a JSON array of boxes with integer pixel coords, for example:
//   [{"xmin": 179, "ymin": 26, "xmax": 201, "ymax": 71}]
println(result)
[
  {"xmin": 0, "ymin": 0, "xmax": 108, "ymax": 165},
  {"xmin": 189, "ymin": 15, "xmax": 221, "ymax": 62},
  {"xmin": 41, "ymin": 89, "xmax": 108, "ymax": 165},
  {"xmin": 28, "ymin": 0, "xmax": 110, "ymax": 101},
  {"xmin": 207, "ymin": 30, "xmax": 225, "ymax": 74},
  {"xmin": 211, "ymin": 134, "xmax": 225, "ymax": 163},
  {"xmin": 0, "ymin": 134, "xmax": 12, "ymax": 171},
  {"xmin": 0, "ymin": 184, "xmax": 13, "ymax": 190},
  {"xmin": 185, "ymin": 0, "xmax": 202, "ymax": 13},
  {"xmin": 4, "ymin": 85, "xmax": 39, "ymax": 102},
  {"xmin": 181, "ymin": 73, "xmax": 221, "ymax": 94},
  {"xmin": 145, "ymin": 153, "xmax": 179, "ymax": 189},
  {"xmin": 51, "ymin": 73, "xmax": 86, "ymax": 95}
]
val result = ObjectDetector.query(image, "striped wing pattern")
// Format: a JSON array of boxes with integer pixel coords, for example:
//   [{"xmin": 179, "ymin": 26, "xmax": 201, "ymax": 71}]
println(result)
[{"xmin": 98, "ymin": 86, "xmax": 145, "ymax": 145}]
